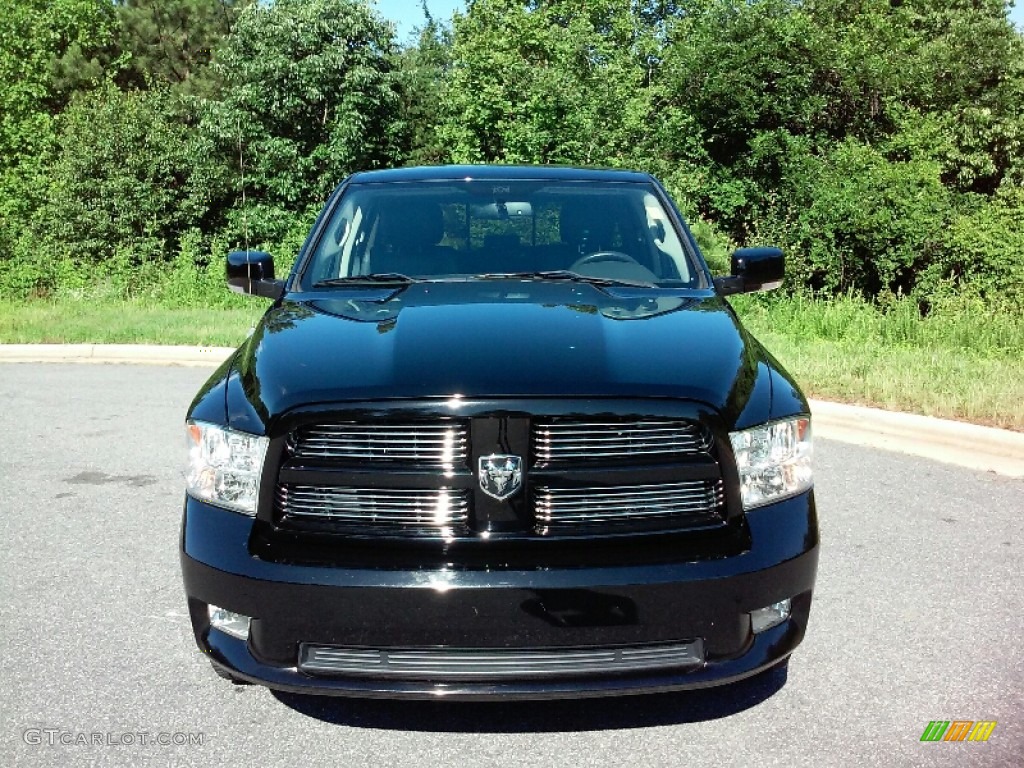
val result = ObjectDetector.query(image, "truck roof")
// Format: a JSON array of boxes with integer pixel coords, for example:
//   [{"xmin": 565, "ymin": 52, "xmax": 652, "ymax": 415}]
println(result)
[{"xmin": 347, "ymin": 164, "xmax": 655, "ymax": 184}]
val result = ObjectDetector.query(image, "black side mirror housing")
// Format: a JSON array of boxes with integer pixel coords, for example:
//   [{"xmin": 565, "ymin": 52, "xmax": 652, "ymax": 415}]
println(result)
[
  {"xmin": 714, "ymin": 247, "xmax": 784, "ymax": 296},
  {"xmin": 227, "ymin": 250, "xmax": 286, "ymax": 299}
]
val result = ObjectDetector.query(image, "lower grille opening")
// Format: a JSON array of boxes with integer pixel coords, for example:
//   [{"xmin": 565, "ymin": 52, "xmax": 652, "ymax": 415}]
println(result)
[{"xmin": 299, "ymin": 640, "xmax": 705, "ymax": 681}]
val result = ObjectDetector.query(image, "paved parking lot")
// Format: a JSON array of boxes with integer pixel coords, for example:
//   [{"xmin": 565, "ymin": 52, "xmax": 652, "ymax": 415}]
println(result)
[{"xmin": 1, "ymin": 363, "xmax": 1021, "ymax": 767}]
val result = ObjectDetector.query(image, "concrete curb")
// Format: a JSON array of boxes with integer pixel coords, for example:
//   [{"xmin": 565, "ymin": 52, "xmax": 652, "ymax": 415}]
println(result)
[
  {"xmin": 2, "ymin": 343, "xmax": 1022, "ymax": 478},
  {"xmin": 809, "ymin": 400, "xmax": 1023, "ymax": 478},
  {"xmin": 0, "ymin": 343, "xmax": 236, "ymax": 366}
]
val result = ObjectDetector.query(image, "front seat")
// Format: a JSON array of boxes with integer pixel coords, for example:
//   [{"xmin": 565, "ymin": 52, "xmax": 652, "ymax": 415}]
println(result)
[
  {"xmin": 533, "ymin": 202, "xmax": 620, "ymax": 271},
  {"xmin": 371, "ymin": 203, "xmax": 457, "ymax": 276},
  {"xmin": 560, "ymin": 203, "xmax": 618, "ymax": 255}
]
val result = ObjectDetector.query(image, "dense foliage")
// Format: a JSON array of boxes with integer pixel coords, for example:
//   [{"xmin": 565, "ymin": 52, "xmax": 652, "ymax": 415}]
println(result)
[{"xmin": 1, "ymin": 0, "xmax": 1021, "ymax": 308}]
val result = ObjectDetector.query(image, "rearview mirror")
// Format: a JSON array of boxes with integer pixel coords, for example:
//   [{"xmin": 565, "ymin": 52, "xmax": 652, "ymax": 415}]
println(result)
[
  {"xmin": 714, "ymin": 247, "xmax": 784, "ymax": 296},
  {"xmin": 471, "ymin": 202, "xmax": 533, "ymax": 220},
  {"xmin": 227, "ymin": 250, "xmax": 285, "ymax": 299}
]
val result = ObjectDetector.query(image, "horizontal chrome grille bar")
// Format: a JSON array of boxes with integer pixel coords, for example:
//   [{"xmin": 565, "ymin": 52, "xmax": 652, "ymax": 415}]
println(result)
[
  {"xmin": 533, "ymin": 480, "xmax": 724, "ymax": 533},
  {"xmin": 532, "ymin": 419, "xmax": 711, "ymax": 465},
  {"xmin": 289, "ymin": 422, "xmax": 469, "ymax": 466},
  {"xmin": 535, "ymin": 504, "xmax": 720, "ymax": 519},
  {"xmin": 535, "ymin": 480, "xmax": 714, "ymax": 497},
  {"xmin": 277, "ymin": 485, "xmax": 470, "ymax": 536},
  {"xmin": 300, "ymin": 640, "xmax": 705, "ymax": 680}
]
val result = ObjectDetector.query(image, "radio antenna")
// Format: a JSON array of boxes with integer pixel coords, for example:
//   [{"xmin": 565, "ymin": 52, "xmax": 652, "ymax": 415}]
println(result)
[{"xmin": 238, "ymin": 118, "xmax": 250, "ymax": 252}]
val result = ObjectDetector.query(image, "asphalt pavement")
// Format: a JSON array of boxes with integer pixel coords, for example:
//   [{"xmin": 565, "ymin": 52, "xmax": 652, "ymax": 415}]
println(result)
[{"xmin": 0, "ymin": 363, "xmax": 1021, "ymax": 767}]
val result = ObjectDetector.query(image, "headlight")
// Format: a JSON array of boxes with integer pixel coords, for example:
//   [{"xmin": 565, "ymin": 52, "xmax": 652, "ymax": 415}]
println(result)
[
  {"xmin": 185, "ymin": 421, "xmax": 269, "ymax": 515},
  {"xmin": 729, "ymin": 417, "xmax": 812, "ymax": 510}
]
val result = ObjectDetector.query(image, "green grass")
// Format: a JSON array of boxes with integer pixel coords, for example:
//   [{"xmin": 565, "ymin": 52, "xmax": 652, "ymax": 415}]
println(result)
[
  {"xmin": 0, "ymin": 300, "xmax": 263, "ymax": 347},
  {"xmin": 1, "ymin": 294, "xmax": 1021, "ymax": 431},
  {"xmin": 732, "ymin": 292, "xmax": 1022, "ymax": 358},
  {"xmin": 745, "ymin": 329, "xmax": 1023, "ymax": 430},
  {"xmin": 732, "ymin": 294, "xmax": 1024, "ymax": 431}
]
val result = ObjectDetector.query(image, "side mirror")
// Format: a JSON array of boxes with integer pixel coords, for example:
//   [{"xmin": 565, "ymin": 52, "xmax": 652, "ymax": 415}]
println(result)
[
  {"xmin": 714, "ymin": 247, "xmax": 784, "ymax": 296},
  {"xmin": 227, "ymin": 250, "xmax": 285, "ymax": 299}
]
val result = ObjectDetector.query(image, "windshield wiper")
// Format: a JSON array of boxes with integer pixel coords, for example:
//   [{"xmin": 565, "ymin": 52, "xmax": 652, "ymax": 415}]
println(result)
[
  {"xmin": 473, "ymin": 270, "xmax": 655, "ymax": 288},
  {"xmin": 313, "ymin": 273, "xmax": 422, "ymax": 287}
]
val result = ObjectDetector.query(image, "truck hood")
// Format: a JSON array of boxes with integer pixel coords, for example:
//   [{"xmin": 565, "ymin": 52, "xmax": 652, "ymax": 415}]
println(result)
[{"xmin": 228, "ymin": 281, "xmax": 774, "ymax": 429}]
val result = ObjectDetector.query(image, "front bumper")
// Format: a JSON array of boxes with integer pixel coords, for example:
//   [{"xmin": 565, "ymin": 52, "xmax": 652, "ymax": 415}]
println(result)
[{"xmin": 181, "ymin": 492, "xmax": 818, "ymax": 700}]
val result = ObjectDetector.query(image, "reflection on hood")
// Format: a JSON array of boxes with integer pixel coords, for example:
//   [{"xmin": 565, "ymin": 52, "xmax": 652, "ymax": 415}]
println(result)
[
  {"xmin": 234, "ymin": 281, "xmax": 768, "ymax": 427},
  {"xmin": 305, "ymin": 282, "xmax": 699, "ymax": 327}
]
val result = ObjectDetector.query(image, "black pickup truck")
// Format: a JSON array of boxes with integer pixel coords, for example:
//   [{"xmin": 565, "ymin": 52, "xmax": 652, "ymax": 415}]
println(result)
[{"xmin": 181, "ymin": 165, "xmax": 818, "ymax": 699}]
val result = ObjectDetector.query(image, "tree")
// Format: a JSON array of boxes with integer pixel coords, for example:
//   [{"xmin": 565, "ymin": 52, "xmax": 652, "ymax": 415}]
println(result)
[
  {"xmin": 649, "ymin": 0, "xmax": 1023, "ymax": 256},
  {"xmin": 113, "ymin": 0, "xmax": 254, "ymax": 95},
  {"xmin": 438, "ymin": 0, "xmax": 659, "ymax": 166},
  {"xmin": 751, "ymin": 139, "xmax": 952, "ymax": 297},
  {"xmin": 394, "ymin": 3, "xmax": 454, "ymax": 165},
  {"xmin": 200, "ymin": 0, "xmax": 401, "ymax": 243},
  {"xmin": 33, "ymin": 84, "xmax": 208, "ymax": 267},
  {"xmin": 0, "ymin": 0, "xmax": 119, "ymax": 271}
]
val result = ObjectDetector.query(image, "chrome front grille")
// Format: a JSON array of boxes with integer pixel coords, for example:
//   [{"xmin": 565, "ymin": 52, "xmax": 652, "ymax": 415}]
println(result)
[
  {"xmin": 288, "ymin": 422, "xmax": 468, "ymax": 466},
  {"xmin": 534, "ymin": 480, "xmax": 724, "ymax": 535},
  {"xmin": 274, "ymin": 414, "xmax": 725, "ymax": 540},
  {"xmin": 532, "ymin": 419, "xmax": 711, "ymax": 465},
  {"xmin": 299, "ymin": 640, "xmax": 705, "ymax": 680},
  {"xmin": 276, "ymin": 485, "xmax": 470, "ymax": 536}
]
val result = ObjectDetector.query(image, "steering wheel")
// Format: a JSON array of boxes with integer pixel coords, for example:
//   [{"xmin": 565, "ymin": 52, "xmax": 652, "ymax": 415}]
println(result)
[{"xmin": 571, "ymin": 251, "xmax": 641, "ymax": 268}]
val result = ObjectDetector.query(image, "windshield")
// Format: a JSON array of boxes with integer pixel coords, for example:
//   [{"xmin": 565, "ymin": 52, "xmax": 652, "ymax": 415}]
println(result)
[{"xmin": 301, "ymin": 180, "xmax": 700, "ymax": 289}]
